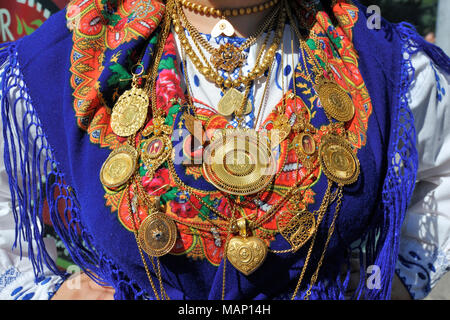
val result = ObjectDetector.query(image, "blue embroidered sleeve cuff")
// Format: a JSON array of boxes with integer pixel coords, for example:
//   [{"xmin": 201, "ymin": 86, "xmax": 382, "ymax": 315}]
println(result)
[{"xmin": 396, "ymin": 48, "xmax": 450, "ymax": 300}]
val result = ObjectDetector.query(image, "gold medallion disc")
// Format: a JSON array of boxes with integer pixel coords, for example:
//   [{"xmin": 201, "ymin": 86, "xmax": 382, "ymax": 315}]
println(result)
[
  {"xmin": 203, "ymin": 129, "xmax": 276, "ymax": 195},
  {"xmin": 319, "ymin": 135, "xmax": 360, "ymax": 185},
  {"xmin": 100, "ymin": 145, "xmax": 138, "ymax": 189},
  {"xmin": 316, "ymin": 80, "xmax": 355, "ymax": 123},
  {"xmin": 111, "ymin": 87, "xmax": 149, "ymax": 137},
  {"xmin": 138, "ymin": 213, "xmax": 177, "ymax": 257}
]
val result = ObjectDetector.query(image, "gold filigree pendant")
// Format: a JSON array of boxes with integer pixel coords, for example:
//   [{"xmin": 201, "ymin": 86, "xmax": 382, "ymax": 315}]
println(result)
[
  {"xmin": 211, "ymin": 43, "xmax": 245, "ymax": 73},
  {"xmin": 292, "ymin": 132, "xmax": 318, "ymax": 170},
  {"xmin": 271, "ymin": 114, "xmax": 291, "ymax": 142},
  {"xmin": 276, "ymin": 210, "xmax": 316, "ymax": 252},
  {"xmin": 202, "ymin": 129, "xmax": 276, "ymax": 196},
  {"xmin": 140, "ymin": 135, "xmax": 172, "ymax": 177}
]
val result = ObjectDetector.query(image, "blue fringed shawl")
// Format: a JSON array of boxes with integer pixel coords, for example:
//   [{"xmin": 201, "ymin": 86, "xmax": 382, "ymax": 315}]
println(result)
[{"xmin": 1, "ymin": 0, "xmax": 450, "ymax": 299}]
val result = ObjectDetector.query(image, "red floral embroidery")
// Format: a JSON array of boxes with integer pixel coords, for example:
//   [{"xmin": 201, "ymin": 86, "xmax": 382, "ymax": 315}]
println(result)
[
  {"xmin": 142, "ymin": 168, "xmax": 170, "ymax": 196},
  {"xmin": 170, "ymin": 201, "xmax": 196, "ymax": 219},
  {"xmin": 156, "ymin": 68, "xmax": 184, "ymax": 112}
]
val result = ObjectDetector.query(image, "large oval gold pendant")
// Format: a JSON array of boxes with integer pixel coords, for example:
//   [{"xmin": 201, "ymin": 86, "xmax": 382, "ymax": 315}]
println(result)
[
  {"xmin": 111, "ymin": 87, "xmax": 149, "ymax": 137},
  {"xmin": 226, "ymin": 235, "xmax": 268, "ymax": 276},
  {"xmin": 138, "ymin": 213, "xmax": 177, "ymax": 257},
  {"xmin": 316, "ymin": 79, "xmax": 355, "ymax": 123},
  {"xmin": 319, "ymin": 134, "xmax": 360, "ymax": 185},
  {"xmin": 100, "ymin": 145, "xmax": 138, "ymax": 189},
  {"xmin": 203, "ymin": 129, "xmax": 276, "ymax": 196}
]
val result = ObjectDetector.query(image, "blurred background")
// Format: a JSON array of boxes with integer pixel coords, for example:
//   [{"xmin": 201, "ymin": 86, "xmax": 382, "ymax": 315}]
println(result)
[
  {"xmin": 0, "ymin": 0, "xmax": 449, "ymax": 300},
  {"xmin": 361, "ymin": 0, "xmax": 438, "ymax": 36}
]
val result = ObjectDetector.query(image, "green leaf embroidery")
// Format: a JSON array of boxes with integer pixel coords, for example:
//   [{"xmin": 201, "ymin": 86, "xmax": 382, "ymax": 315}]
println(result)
[
  {"xmin": 108, "ymin": 63, "xmax": 132, "ymax": 88},
  {"xmin": 165, "ymin": 104, "xmax": 181, "ymax": 126},
  {"xmin": 160, "ymin": 187, "xmax": 179, "ymax": 204},
  {"xmin": 158, "ymin": 57, "xmax": 176, "ymax": 71}
]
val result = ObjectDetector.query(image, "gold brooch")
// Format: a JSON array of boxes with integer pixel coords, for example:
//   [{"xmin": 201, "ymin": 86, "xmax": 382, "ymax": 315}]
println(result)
[{"xmin": 211, "ymin": 43, "xmax": 245, "ymax": 73}]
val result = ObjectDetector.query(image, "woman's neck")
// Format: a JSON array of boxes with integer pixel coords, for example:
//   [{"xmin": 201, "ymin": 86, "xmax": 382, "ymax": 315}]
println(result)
[
  {"xmin": 177, "ymin": 0, "xmax": 278, "ymax": 37},
  {"xmin": 192, "ymin": 0, "xmax": 270, "ymax": 8}
]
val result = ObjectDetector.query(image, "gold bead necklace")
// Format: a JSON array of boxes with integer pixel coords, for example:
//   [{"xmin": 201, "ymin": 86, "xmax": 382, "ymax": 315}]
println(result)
[
  {"xmin": 172, "ymin": 1, "xmax": 286, "ymax": 90},
  {"xmin": 180, "ymin": 0, "xmax": 279, "ymax": 18}
]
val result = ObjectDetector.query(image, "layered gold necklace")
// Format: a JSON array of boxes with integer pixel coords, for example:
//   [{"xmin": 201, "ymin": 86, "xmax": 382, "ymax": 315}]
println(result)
[
  {"xmin": 173, "ymin": 0, "xmax": 287, "ymax": 198},
  {"xmin": 99, "ymin": 0, "xmax": 362, "ymax": 300}
]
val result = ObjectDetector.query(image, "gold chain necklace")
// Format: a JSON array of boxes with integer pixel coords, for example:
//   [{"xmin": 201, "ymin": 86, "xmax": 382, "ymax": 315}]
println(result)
[
  {"xmin": 177, "ymin": 0, "xmax": 280, "ymax": 74},
  {"xmin": 180, "ymin": 0, "xmax": 279, "ymax": 18},
  {"xmin": 172, "ymin": 2, "xmax": 286, "ymax": 90},
  {"xmin": 99, "ymin": 0, "xmax": 363, "ymax": 300}
]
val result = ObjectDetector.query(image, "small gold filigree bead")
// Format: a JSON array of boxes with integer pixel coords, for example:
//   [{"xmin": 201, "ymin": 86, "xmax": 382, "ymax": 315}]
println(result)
[
  {"xmin": 215, "ymin": 76, "xmax": 225, "ymax": 86},
  {"xmin": 224, "ymin": 79, "xmax": 232, "ymax": 88}
]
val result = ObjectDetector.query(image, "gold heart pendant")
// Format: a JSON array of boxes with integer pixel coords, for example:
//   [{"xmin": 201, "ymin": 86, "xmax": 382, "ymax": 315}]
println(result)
[{"xmin": 226, "ymin": 235, "xmax": 268, "ymax": 276}]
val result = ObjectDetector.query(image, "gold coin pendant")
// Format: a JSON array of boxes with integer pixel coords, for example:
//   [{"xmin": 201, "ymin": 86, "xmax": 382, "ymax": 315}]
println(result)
[
  {"xmin": 100, "ymin": 145, "xmax": 138, "ymax": 189},
  {"xmin": 319, "ymin": 135, "xmax": 360, "ymax": 185}
]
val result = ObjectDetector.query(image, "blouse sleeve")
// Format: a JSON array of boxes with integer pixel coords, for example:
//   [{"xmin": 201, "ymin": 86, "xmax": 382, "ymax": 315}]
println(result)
[
  {"xmin": 0, "ymin": 58, "xmax": 65, "ymax": 300},
  {"xmin": 395, "ymin": 50, "xmax": 450, "ymax": 300}
]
